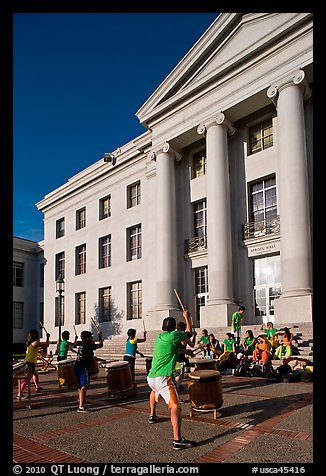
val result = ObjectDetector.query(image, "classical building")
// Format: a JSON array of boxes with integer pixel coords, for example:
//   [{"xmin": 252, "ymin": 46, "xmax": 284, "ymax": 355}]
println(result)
[
  {"xmin": 13, "ymin": 237, "xmax": 45, "ymax": 348},
  {"xmin": 36, "ymin": 13, "xmax": 313, "ymax": 340}
]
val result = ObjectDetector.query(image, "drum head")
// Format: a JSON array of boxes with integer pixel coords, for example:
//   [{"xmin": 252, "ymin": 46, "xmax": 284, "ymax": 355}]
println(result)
[
  {"xmin": 106, "ymin": 361, "xmax": 129, "ymax": 369},
  {"xmin": 189, "ymin": 370, "xmax": 221, "ymax": 380}
]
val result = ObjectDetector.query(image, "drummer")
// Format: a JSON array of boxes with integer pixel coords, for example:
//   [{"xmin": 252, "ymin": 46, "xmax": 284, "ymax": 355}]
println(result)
[
  {"xmin": 57, "ymin": 330, "xmax": 78, "ymax": 362},
  {"xmin": 147, "ymin": 310, "xmax": 196, "ymax": 450},
  {"xmin": 123, "ymin": 328, "xmax": 147, "ymax": 381},
  {"xmin": 73, "ymin": 329, "xmax": 103, "ymax": 412}
]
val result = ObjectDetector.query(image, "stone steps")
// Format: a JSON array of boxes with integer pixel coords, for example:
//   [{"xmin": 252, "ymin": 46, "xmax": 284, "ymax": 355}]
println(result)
[{"xmin": 94, "ymin": 322, "xmax": 313, "ymax": 371}]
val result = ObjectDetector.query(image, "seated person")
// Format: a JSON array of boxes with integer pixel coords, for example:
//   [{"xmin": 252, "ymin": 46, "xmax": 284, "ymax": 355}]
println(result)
[
  {"xmin": 253, "ymin": 335, "xmax": 272, "ymax": 364},
  {"xmin": 195, "ymin": 329, "xmax": 210, "ymax": 357},
  {"xmin": 208, "ymin": 333, "xmax": 222, "ymax": 359},
  {"xmin": 260, "ymin": 321, "xmax": 279, "ymax": 355},
  {"xmin": 242, "ymin": 329, "xmax": 255, "ymax": 358},
  {"xmin": 218, "ymin": 332, "xmax": 236, "ymax": 362},
  {"xmin": 274, "ymin": 327, "xmax": 293, "ymax": 360}
]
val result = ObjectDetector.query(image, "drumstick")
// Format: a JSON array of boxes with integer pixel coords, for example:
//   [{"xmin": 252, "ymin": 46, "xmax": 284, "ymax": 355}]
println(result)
[
  {"xmin": 91, "ymin": 317, "xmax": 101, "ymax": 333},
  {"xmin": 40, "ymin": 321, "xmax": 49, "ymax": 335},
  {"xmin": 73, "ymin": 325, "xmax": 77, "ymax": 337},
  {"xmin": 142, "ymin": 320, "xmax": 146, "ymax": 332},
  {"xmin": 173, "ymin": 289, "xmax": 195, "ymax": 329}
]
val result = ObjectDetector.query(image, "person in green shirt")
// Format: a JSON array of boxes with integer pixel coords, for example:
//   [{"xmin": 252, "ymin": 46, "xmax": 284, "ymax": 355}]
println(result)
[
  {"xmin": 57, "ymin": 330, "xmax": 78, "ymax": 362},
  {"xmin": 195, "ymin": 328, "xmax": 210, "ymax": 357},
  {"xmin": 218, "ymin": 332, "xmax": 236, "ymax": 362},
  {"xmin": 231, "ymin": 306, "xmax": 246, "ymax": 339},
  {"xmin": 242, "ymin": 329, "xmax": 256, "ymax": 357},
  {"xmin": 147, "ymin": 310, "xmax": 196, "ymax": 450},
  {"xmin": 260, "ymin": 321, "xmax": 279, "ymax": 356}
]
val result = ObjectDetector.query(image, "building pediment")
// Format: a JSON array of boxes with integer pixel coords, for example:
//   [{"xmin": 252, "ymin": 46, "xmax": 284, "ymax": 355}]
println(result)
[{"xmin": 136, "ymin": 12, "xmax": 312, "ymax": 128}]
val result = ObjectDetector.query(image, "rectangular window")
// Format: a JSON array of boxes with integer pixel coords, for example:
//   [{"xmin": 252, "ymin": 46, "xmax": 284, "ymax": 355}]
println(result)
[
  {"xmin": 99, "ymin": 235, "xmax": 111, "ymax": 268},
  {"xmin": 75, "ymin": 244, "xmax": 86, "ymax": 275},
  {"xmin": 194, "ymin": 200, "xmax": 207, "ymax": 238},
  {"xmin": 127, "ymin": 181, "xmax": 141, "ymax": 208},
  {"xmin": 55, "ymin": 295, "xmax": 65, "ymax": 327},
  {"xmin": 250, "ymin": 176, "xmax": 277, "ymax": 224},
  {"xmin": 249, "ymin": 117, "xmax": 273, "ymax": 155},
  {"xmin": 55, "ymin": 252, "xmax": 65, "ymax": 280},
  {"xmin": 127, "ymin": 224, "xmax": 142, "ymax": 261},
  {"xmin": 127, "ymin": 281, "xmax": 142, "ymax": 320},
  {"xmin": 192, "ymin": 150, "xmax": 206, "ymax": 178},
  {"xmin": 194, "ymin": 267, "xmax": 208, "ymax": 322},
  {"xmin": 13, "ymin": 262, "xmax": 24, "ymax": 287},
  {"xmin": 13, "ymin": 302, "xmax": 24, "ymax": 328},
  {"xmin": 75, "ymin": 292, "xmax": 86, "ymax": 325},
  {"xmin": 56, "ymin": 218, "xmax": 65, "ymax": 238},
  {"xmin": 99, "ymin": 195, "xmax": 111, "ymax": 220},
  {"xmin": 76, "ymin": 207, "xmax": 86, "ymax": 230},
  {"xmin": 99, "ymin": 287, "xmax": 112, "ymax": 322}
]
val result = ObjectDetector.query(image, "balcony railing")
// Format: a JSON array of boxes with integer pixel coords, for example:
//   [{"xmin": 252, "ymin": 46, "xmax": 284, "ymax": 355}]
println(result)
[
  {"xmin": 184, "ymin": 236, "xmax": 207, "ymax": 254},
  {"xmin": 243, "ymin": 216, "xmax": 280, "ymax": 240}
]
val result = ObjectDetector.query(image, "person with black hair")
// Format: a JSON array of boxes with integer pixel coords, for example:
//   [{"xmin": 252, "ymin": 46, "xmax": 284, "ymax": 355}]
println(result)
[
  {"xmin": 57, "ymin": 330, "xmax": 78, "ymax": 362},
  {"xmin": 147, "ymin": 310, "xmax": 196, "ymax": 450},
  {"xmin": 73, "ymin": 329, "xmax": 103, "ymax": 412},
  {"xmin": 123, "ymin": 328, "xmax": 147, "ymax": 381},
  {"xmin": 231, "ymin": 305, "xmax": 246, "ymax": 339}
]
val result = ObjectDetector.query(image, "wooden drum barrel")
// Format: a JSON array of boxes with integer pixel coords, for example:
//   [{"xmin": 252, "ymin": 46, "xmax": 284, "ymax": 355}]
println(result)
[
  {"xmin": 56, "ymin": 358, "xmax": 77, "ymax": 387},
  {"xmin": 89, "ymin": 356, "xmax": 100, "ymax": 378},
  {"xmin": 194, "ymin": 359, "xmax": 218, "ymax": 371},
  {"xmin": 188, "ymin": 369, "xmax": 223, "ymax": 418},
  {"xmin": 105, "ymin": 361, "xmax": 133, "ymax": 398}
]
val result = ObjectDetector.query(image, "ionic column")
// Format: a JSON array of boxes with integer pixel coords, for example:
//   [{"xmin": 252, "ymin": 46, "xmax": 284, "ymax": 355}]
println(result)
[
  {"xmin": 267, "ymin": 70, "xmax": 312, "ymax": 299},
  {"xmin": 197, "ymin": 113, "xmax": 236, "ymax": 307},
  {"xmin": 150, "ymin": 143, "xmax": 179, "ymax": 310}
]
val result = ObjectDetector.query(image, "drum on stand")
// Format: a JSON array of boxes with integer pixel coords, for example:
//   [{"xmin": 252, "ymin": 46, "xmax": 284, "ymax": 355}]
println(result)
[
  {"xmin": 56, "ymin": 358, "xmax": 77, "ymax": 387},
  {"xmin": 13, "ymin": 361, "xmax": 28, "ymax": 387},
  {"xmin": 188, "ymin": 369, "xmax": 223, "ymax": 419},
  {"xmin": 193, "ymin": 359, "xmax": 218, "ymax": 371},
  {"xmin": 105, "ymin": 361, "xmax": 134, "ymax": 399},
  {"xmin": 145, "ymin": 356, "xmax": 153, "ymax": 375}
]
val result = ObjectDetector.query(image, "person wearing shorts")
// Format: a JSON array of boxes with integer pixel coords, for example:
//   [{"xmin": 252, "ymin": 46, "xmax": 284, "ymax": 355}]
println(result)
[{"xmin": 147, "ymin": 310, "xmax": 196, "ymax": 450}]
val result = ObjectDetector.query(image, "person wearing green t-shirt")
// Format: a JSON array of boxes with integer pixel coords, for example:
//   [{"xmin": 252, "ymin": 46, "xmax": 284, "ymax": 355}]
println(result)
[
  {"xmin": 57, "ymin": 330, "xmax": 78, "ymax": 362},
  {"xmin": 231, "ymin": 306, "xmax": 246, "ymax": 339},
  {"xmin": 218, "ymin": 332, "xmax": 236, "ymax": 362},
  {"xmin": 260, "ymin": 321, "xmax": 279, "ymax": 355},
  {"xmin": 147, "ymin": 310, "xmax": 196, "ymax": 451}
]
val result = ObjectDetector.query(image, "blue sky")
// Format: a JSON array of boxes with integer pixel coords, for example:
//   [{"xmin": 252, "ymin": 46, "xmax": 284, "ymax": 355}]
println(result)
[{"xmin": 13, "ymin": 13, "xmax": 218, "ymax": 242}]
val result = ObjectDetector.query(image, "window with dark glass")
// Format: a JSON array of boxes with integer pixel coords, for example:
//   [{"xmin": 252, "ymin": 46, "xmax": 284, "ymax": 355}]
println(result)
[
  {"xmin": 99, "ymin": 195, "xmax": 111, "ymax": 220},
  {"xmin": 55, "ymin": 252, "xmax": 65, "ymax": 280},
  {"xmin": 127, "ymin": 181, "xmax": 141, "ymax": 208},
  {"xmin": 13, "ymin": 261, "xmax": 24, "ymax": 287},
  {"xmin": 250, "ymin": 176, "xmax": 277, "ymax": 224},
  {"xmin": 75, "ymin": 292, "xmax": 86, "ymax": 325},
  {"xmin": 99, "ymin": 287, "xmax": 112, "ymax": 322},
  {"xmin": 99, "ymin": 235, "xmax": 111, "ymax": 268},
  {"xmin": 75, "ymin": 244, "xmax": 86, "ymax": 275},
  {"xmin": 56, "ymin": 218, "xmax": 65, "ymax": 238},
  {"xmin": 127, "ymin": 224, "xmax": 142, "ymax": 261},
  {"xmin": 194, "ymin": 200, "xmax": 207, "ymax": 238},
  {"xmin": 194, "ymin": 267, "xmax": 208, "ymax": 322},
  {"xmin": 13, "ymin": 301, "xmax": 24, "ymax": 328},
  {"xmin": 127, "ymin": 281, "xmax": 142, "ymax": 320},
  {"xmin": 76, "ymin": 207, "xmax": 86, "ymax": 230}
]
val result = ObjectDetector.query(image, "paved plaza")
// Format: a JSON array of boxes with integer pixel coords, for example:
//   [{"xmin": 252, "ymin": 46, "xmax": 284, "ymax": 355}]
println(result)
[{"xmin": 11, "ymin": 366, "xmax": 314, "ymax": 473}]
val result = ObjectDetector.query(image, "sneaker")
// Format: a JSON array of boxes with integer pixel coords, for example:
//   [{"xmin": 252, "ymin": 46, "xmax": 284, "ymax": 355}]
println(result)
[
  {"xmin": 35, "ymin": 387, "xmax": 44, "ymax": 392},
  {"xmin": 148, "ymin": 415, "xmax": 159, "ymax": 424},
  {"xmin": 173, "ymin": 437, "xmax": 195, "ymax": 450},
  {"xmin": 77, "ymin": 407, "xmax": 89, "ymax": 412}
]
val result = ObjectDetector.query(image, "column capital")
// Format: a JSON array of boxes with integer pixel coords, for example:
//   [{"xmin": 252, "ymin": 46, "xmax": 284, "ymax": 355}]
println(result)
[
  {"xmin": 148, "ymin": 142, "xmax": 182, "ymax": 162},
  {"xmin": 267, "ymin": 69, "xmax": 312, "ymax": 105},
  {"xmin": 197, "ymin": 112, "xmax": 236, "ymax": 137}
]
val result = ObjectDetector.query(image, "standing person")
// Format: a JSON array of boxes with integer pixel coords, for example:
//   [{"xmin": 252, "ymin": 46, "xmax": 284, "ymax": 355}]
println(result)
[
  {"xmin": 147, "ymin": 310, "xmax": 196, "ymax": 450},
  {"xmin": 274, "ymin": 327, "xmax": 293, "ymax": 360},
  {"xmin": 18, "ymin": 329, "xmax": 50, "ymax": 398},
  {"xmin": 231, "ymin": 306, "xmax": 246, "ymax": 340},
  {"xmin": 123, "ymin": 328, "xmax": 147, "ymax": 381},
  {"xmin": 73, "ymin": 329, "xmax": 103, "ymax": 412},
  {"xmin": 57, "ymin": 330, "xmax": 78, "ymax": 362},
  {"xmin": 173, "ymin": 321, "xmax": 196, "ymax": 390}
]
